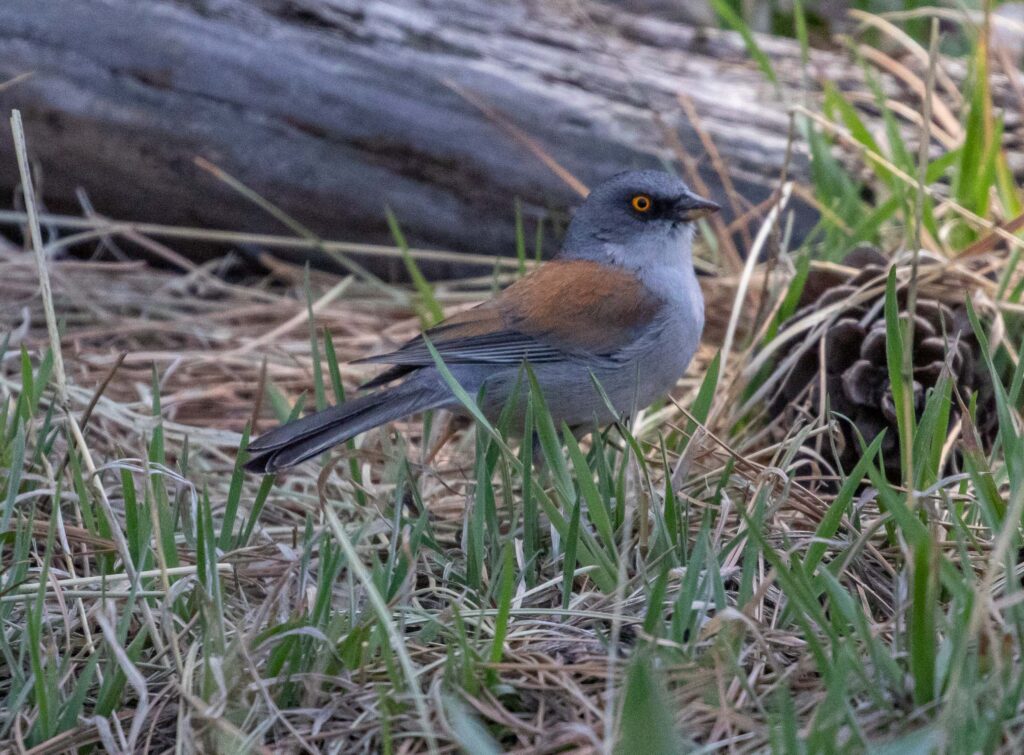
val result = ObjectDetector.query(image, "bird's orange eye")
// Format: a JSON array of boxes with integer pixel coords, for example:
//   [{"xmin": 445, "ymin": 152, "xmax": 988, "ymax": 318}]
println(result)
[{"xmin": 631, "ymin": 194, "xmax": 652, "ymax": 213}]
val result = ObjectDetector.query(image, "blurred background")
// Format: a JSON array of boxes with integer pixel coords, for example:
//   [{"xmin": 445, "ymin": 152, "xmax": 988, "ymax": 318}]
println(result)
[{"xmin": 5, "ymin": 0, "xmax": 995, "ymax": 277}]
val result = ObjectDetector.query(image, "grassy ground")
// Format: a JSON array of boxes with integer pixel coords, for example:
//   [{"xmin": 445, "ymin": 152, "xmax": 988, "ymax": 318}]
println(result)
[{"xmin": 3, "ymin": 6, "xmax": 1024, "ymax": 754}]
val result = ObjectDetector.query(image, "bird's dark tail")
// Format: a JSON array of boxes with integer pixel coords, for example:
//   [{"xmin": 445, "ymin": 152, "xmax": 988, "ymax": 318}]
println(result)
[{"xmin": 245, "ymin": 381, "xmax": 447, "ymax": 473}]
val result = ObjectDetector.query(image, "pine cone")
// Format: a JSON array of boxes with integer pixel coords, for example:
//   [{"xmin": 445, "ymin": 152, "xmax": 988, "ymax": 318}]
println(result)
[{"xmin": 770, "ymin": 246, "xmax": 996, "ymax": 483}]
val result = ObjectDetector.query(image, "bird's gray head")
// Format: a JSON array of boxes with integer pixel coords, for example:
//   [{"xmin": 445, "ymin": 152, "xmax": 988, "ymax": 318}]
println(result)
[{"xmin": 559, "ymin": 170, "xmax": 719, "ymax": 268}]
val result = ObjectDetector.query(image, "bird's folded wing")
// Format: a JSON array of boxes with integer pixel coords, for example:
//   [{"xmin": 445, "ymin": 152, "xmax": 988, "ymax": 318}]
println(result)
[{"xmin": 357, "ymin": 260, "xmax": 664, "ymax": 378}]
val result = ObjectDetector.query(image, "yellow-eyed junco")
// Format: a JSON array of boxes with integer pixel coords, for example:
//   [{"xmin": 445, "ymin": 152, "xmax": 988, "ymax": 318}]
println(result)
[{"xmin": 245, "ymin": 170, "xmax": 718, "ymax": 473}]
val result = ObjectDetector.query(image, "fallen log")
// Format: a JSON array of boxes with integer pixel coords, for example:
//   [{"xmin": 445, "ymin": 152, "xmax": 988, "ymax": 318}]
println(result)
[{"xmin": 0, "ymin": 0, "xmax": 900, "ymax": 272}]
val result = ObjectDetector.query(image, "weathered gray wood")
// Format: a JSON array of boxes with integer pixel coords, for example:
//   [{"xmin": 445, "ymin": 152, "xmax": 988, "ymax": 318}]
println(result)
[{"xmin": 0, "ymin": 0, "xmax": 834, "ymax": 273}]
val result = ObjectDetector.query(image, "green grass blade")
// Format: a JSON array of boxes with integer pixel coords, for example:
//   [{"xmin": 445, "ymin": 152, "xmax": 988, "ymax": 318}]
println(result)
[
  {"xmin": 909, "ymin": 535, "xmax": 938, "ymax": 705},
  {"xmin": 615, "ymin": 653, "xmax": 686, "ymax": 755},
  {"xmin": 561, "ymin": 495, "xmax": 581, "ymax": 611},
  {"xmin": 709, "ymin": 0, "xmax": 778, "ymax": 86},
  {"xmin": 386, "ymin": 208, "xmax": 443, "ymax": 325},
  {"xmin": 883, "ymin": 266, "xmax": 913, "ymax": 481},
  {"xmin": 218, "ymin": 423, "xmax": 251, "ymax": 550}
]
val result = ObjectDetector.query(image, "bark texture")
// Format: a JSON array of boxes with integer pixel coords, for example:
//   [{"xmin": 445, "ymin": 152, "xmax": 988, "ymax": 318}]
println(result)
[{"xmin": 0, "ymin": 0, "xmax": 853, "ymax": 271}]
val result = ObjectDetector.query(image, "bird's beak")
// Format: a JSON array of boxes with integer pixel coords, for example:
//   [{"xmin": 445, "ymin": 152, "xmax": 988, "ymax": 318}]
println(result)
[{"xmin": 675, "ymin": 193, "xmax": 721, "ymax": 222}]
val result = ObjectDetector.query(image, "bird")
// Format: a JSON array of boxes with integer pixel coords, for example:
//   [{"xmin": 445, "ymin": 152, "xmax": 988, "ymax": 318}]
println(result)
[{"xmin": 245, "ymin": 170, "xmax": 717, "ymax": 474}]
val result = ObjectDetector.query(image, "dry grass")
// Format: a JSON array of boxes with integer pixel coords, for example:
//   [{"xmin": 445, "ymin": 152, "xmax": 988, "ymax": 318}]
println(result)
[
  {"xmin": 2, "ymin": 217, "xmax": 1018, "ymax": 753},
  {"xmin": 0, "ymin": 237, "xmax": 734, "ymax": 752},
  {"xmin": 4, "ymin": 6, "xmax": 1024, "ymax": 754}
]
